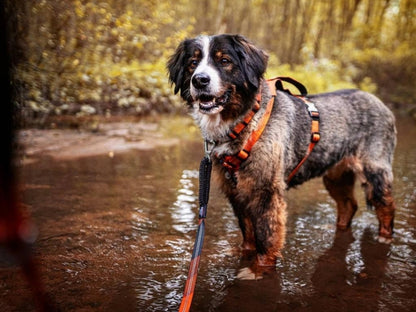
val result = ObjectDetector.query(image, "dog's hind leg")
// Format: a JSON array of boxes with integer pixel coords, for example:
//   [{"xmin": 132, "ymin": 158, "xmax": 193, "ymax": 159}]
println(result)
[
  {"xmin": 323, "ymin": 158, "xmax": 358, "ymax": 230},
  {"xmin": 362, "ymin": 165, "xmax": 396, "ymax": 243}
]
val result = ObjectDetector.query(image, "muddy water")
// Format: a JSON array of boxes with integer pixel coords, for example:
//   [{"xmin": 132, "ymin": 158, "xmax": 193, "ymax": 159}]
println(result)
[{"xmin": 1, "ymin": 116, "xmax": 416, "ymax": 311}]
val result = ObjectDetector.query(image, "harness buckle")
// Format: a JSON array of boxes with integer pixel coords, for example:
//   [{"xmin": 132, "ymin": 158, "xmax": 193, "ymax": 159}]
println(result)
[
  {"xmin": 311, "ymin": 132, "xmax": 321, "ymax": 143},
  {"xmin": 222, "ymin": 155, "xmax": 240, "ymax": 171},
  {"xmin": 306, "ymin": 102, "xmax": 320, "ymax": 120},
  {"xmin": 236, "ymin": 149, "xmax": 249, "ymax": 161},
  {"xmin": 310, "ymin": 111, "xmax": 320, "ymax": 121}
]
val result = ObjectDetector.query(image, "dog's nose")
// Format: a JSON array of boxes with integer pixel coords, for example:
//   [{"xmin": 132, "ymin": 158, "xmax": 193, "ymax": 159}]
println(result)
[{"xmin": 192, "ymin": 73, "xmax": 210, "ymax": 89}]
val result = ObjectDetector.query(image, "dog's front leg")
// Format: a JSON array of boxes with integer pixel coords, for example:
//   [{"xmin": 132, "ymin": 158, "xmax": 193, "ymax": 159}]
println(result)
[
  {"xmin": 229, "ymin": 197, "xmax": 257, "ymax": 252},
  {"xmin": 250, "ymin": 190, "xmax": 287, "ymax": 267}
]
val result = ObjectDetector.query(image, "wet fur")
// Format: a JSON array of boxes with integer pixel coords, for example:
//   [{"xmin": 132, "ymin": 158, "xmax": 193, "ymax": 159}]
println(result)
[{"xmin": 168, "ymin": 34, "xmax": 397, "ymax": 269}]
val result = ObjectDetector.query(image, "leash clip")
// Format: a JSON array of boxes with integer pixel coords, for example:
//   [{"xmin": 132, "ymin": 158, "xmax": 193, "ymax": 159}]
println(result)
[{"xmin": 204, "ymin": 139, "xmax": 215, "ymax": 159}]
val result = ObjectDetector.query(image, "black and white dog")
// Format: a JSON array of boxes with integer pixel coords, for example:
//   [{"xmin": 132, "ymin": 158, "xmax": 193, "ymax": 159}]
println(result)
[{"xmin": 168, "ymin": 34, "xmax": 396, "ymax": 273}]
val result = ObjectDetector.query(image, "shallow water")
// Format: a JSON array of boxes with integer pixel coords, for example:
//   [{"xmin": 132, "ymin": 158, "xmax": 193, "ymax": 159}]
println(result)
[{"xmin": 1, "ymin": 116, "xmax": 416, "ymax": 311}]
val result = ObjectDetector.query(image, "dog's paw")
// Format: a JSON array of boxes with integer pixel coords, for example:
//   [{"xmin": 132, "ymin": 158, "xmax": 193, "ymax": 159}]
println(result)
[
  {"xmin": 236, "ymin": 267, "xmax": 263, "ymax": 280},
  {"xmin": 377, "ymin": 235, "xmax": 392, "ymax": 244}
]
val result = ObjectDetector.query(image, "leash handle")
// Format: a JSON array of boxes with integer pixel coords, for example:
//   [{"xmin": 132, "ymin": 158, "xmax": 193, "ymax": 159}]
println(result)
[
  {"xmin": 200, "ymin": 140, "xmax": 214, "ymax": 218},
  {"xmin": 199, "ymin": 156, "xmax": 212, "ymax": 218}
]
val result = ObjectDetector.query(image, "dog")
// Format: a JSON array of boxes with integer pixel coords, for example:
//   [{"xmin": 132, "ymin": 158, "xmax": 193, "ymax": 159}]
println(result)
[{"xmin": 167, "ymin": 34, "xmax": 396, "ymax": 272}]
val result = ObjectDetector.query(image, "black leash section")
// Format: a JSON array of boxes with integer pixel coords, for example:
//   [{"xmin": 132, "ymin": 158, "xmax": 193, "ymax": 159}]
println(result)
[{"xmin": 178, "ymin": 140, "xmax": 214, "ymax": 312}]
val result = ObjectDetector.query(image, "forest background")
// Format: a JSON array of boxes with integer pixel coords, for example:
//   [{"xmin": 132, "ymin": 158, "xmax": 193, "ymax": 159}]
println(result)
[{"xmin": 5, "ymin": 0, "xmax": 416, "ymax": 126}]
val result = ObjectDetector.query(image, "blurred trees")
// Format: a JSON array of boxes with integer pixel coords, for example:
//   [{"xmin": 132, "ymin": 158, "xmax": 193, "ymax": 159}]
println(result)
[
  {"xmin": 5, "ymin": 0, "xmax": 416, "ymax": 125},
  {"xmin": 7, "ymin": 0, "xmax": 192, "ymax": 124},
  {"xmin": 192, "ymin": 0, "xmax": 416, "ymax": 106}
]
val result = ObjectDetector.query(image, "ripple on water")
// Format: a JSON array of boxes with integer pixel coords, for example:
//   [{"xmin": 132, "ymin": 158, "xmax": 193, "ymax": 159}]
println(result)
[{"xmin": 170, "ymin": 169, "xmax": 199, "ymax": 234}]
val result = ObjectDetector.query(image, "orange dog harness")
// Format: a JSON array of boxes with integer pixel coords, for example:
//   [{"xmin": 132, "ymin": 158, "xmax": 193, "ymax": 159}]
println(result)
[{"xmin": 220, "ymin": 77, "xmax": 320, "ymax": 184}]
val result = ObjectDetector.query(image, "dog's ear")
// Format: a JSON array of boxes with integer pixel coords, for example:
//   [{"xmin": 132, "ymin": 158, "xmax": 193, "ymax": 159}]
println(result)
[
  {"xmin": 167, "ymin": 40, "xmax": 188, "ymax": 95},
  {"xmin": 232, "ymin": 35, "xmax": 268, "ymax": 90}
]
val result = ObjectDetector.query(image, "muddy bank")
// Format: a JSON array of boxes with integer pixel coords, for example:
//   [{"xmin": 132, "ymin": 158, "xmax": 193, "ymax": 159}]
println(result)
[{"xmin": 17, "ymin": 116, "xmax": 199, "ymax": 164}]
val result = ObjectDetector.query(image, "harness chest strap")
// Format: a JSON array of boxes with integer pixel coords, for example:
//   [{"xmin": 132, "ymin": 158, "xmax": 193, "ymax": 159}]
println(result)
[
  {"xmin": 221, "ymin": 77, "xmax": 320, "ymax": 183},
  {"xmin": 222, "ymin": 79, "xmax": 277, "ymax": 171},
  {"xmin": 228, "ymin": 102, "xmax": 260, "ymax": 140}
]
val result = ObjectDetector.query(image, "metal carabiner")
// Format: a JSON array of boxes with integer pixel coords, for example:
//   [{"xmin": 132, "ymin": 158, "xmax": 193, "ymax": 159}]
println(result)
[{"xmin": 204, "ymin": 139, "xmax": 215, "ymax": 159}]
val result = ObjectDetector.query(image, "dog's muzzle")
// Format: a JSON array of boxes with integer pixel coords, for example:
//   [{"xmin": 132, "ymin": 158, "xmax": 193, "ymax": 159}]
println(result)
[{"xmin": 196, "ymin": 91, "xmax": 230, "ymax": 115}]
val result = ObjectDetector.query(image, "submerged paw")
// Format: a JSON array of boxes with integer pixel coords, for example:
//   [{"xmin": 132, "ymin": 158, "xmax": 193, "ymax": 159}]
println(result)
[
  {"xmin": 236, "ymin": 267, "xmax": 263, "ymax": 280},
  {"xmin": 377, "ymin": 235, "xmax": 392, "ymax": 244}
]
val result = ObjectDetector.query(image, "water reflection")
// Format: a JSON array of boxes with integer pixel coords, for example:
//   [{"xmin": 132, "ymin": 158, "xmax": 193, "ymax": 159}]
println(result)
[
  {"xmin": 2, "ymin": 117, "xmax": 415, "ymax": 311},
  {"xmin": 170, "ymin": 169, "xmax": 199, "ymax": 234},
  {"xmin": 308, "ymin": 228, "xmax": 390, "ymax": 311}
]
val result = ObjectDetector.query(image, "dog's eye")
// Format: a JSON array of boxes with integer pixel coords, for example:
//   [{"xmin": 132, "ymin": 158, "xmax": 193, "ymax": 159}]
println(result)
[
  {"xmin": 190, "ymin": 59, "xmax": 199, "ymax": 69},
  {"xmin": 220, "ymin": 58, "xmax": 231, "ymax": 66}
]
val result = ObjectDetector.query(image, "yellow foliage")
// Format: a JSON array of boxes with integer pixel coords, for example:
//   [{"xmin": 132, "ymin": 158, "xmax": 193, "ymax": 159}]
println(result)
[
  {"xmin": 12, "ymin": 0, "xmax": 415, "ymax": 124},
  {"xmin": 266, "ymin": 56, "xmax": 357, "ymax": 95}
]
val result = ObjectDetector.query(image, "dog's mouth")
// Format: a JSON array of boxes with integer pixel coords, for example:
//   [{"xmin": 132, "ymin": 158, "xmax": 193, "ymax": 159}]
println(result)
[{"xmin": 197, "ymin": 90, "xmax": 231, "ymax": 114}]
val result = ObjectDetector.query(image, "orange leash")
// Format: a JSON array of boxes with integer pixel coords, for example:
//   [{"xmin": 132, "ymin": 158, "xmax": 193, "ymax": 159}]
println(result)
[
  {"xmin": 179, "ymin": 144, "xmax": 213, "ymax": 312},
  {"xmin": 178, "ymin": 217, "xmax": 204, "ymax": 312}
]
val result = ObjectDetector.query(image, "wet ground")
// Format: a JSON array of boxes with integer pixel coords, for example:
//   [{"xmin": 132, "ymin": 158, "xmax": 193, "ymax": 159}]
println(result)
[{"xmin": 1, "ymin": 115, "xmax": 416, "ymax": 311}]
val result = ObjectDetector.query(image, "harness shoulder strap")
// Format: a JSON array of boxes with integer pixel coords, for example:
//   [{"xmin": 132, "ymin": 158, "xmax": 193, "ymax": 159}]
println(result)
[
  {"xmin": 269, "ymin": 77, "xmax": 320, "ymax": 184},
  {"xmin": 221, "ymin": 77, "xmax": 320, "ymax": 186},
  {"xmin": 222, "ymin": 94, "xmax": 275, "ymax": 172}
]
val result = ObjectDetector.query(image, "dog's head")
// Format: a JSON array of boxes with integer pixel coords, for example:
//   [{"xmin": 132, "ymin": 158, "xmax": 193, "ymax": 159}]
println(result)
[{"xmin": 168, "ymin": 34, "xmax": 268, "ymax": 120}]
